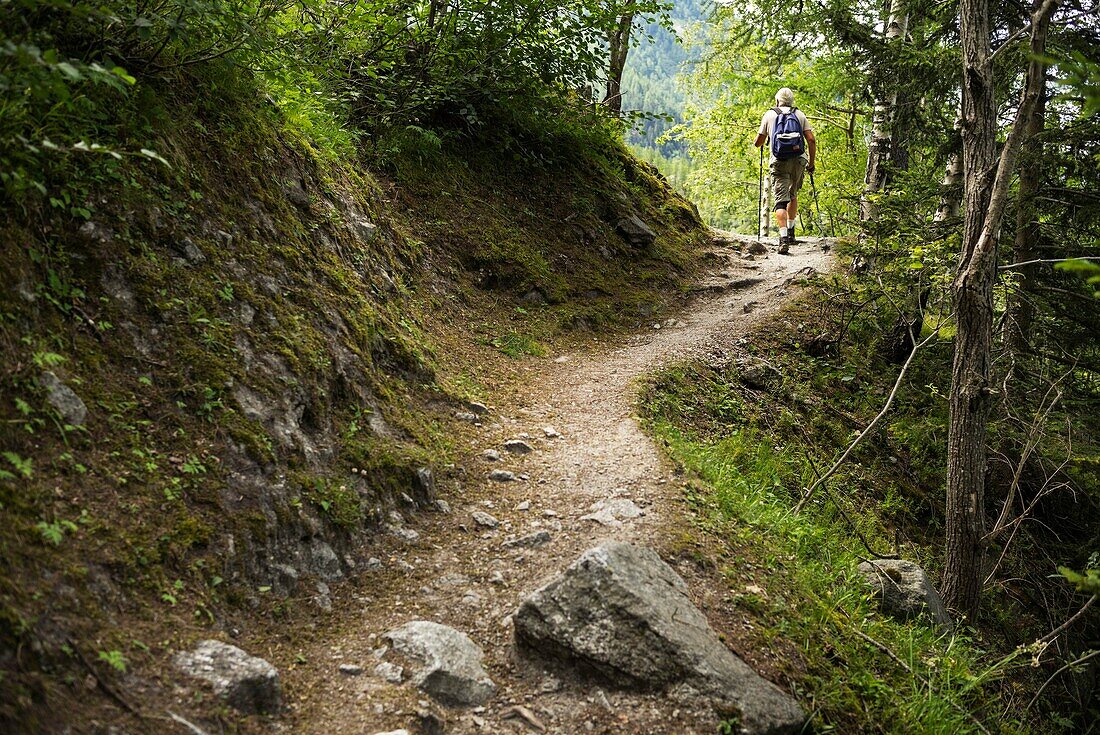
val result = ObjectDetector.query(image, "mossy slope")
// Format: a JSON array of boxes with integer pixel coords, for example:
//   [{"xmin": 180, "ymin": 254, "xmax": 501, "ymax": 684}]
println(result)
[{"xmin": 0, "ymin": 75, "xmax": 708, "ymax": 730}]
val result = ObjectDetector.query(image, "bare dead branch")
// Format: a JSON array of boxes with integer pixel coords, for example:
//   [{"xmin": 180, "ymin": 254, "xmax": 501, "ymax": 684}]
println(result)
[
  {"xmin": 1000, "ymin": 256, "xmax": 1100, "ymax": 270},
  {"xmin": 1039, "ymin": 594, "xmax": 1098, "ymax": 644},
  {"xmin": 1027, "ymin": 649, "xmax": 1100, "ymax": 711},
  {"xmin": 794, "ymin": 327, "xmax": 940, "ymax": 514}
]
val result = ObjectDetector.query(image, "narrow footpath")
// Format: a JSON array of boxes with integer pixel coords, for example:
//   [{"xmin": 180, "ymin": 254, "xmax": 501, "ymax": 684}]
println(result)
[{"xmin": 279, "ymin": 234, "xmax": 835, "ymax": 734}]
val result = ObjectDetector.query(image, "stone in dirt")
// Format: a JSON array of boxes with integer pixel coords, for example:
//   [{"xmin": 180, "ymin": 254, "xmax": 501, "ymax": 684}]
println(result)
[
  {"xmin": 482, "ymin": 449, "xmax": 502, "ymax": 462},
  {"xmin": 489, "ymin": 470, "xmax": 517, "ymax": 482},
  {"xmin": 374, "ymin": 661, "xmax": 404, "ymax": 683},
  {"xmin": 616, "ymin": 215, "xmax": 657, "ymax": 247},
  {"xmin": 472, "ymin": 511, "xmax": 500, "ymax": 529},
  {"xmin": 504, "ymin": 439, "xmax": 534, "ymax": 454},
  {"xmin": 858, "ymin": 559, "xmax": 953, "ymax": 629},
  {"xmin": 383, "ymin": 621, "xmax": 496, "ymax": 706},
  {"xmin": 502, "ymin": 530, "xmax": 552, "ymax": 549},
  {"xmin": 40, "ymin": 372, "xmax": 88, "ymax": 427},
  {"xmin": 737, "ymin": 357, "xmax": 782, "ymax": 392},
  {"xmin": 747, "ymin": 240, "xmax": 769, "ymax": 255},
  {"xmin": 174, "ymin": 640, "xmax": 281, "ymax": 715},
  {"xmin": 513, "ymin": 542, "xmax": 805, "ymax": 735},
  {"xmin": 580, "ymin": 498, "xmax": 644, "ymax": 528},
  {"xmin": 456, "ymin": 411, "xmax": 480, "ymax": 423},
  {"xmin": 502, "ymin": 704, "xmax": 547, "ymax": 732},
  {"xmin": 542, "ymin": 426, "xmax": 561, "ymax": 438},
  {"xmin": 338, "ymin": 663, "xmax": 364, "ymax": 676}
]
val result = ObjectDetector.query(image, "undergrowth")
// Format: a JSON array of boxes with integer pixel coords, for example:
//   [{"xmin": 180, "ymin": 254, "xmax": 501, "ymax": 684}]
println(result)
[{"xmin": 639, "ymin": 273, "xmax": 1097, "ymax": 733}]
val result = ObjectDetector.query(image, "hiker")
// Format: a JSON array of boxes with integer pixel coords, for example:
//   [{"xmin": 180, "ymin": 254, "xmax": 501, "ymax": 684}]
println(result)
[{"xmin": 754, "ymin": 87, "xmax": 816, "ymax": 254}]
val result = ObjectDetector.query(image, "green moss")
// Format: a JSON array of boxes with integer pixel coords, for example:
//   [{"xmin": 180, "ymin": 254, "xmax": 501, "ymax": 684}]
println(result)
[{"xmin": 293, "ymin": 472, "xmax": 362, "ymax": 529}]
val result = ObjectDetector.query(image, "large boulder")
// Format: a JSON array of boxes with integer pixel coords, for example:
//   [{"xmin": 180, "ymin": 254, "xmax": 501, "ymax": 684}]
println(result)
[
  {"xmin": 174, "ymin": 640, "xmax": 280, "ymax": 715},
  {"xmin": 383, "ymin": 621, "xmax": 496, "ymax": 706},
  {"xmin": 514, "ymin": 542, "xmax": 805, "ymax": 734},
  {"xmin": 858, "ymin": 559, "xmax": 953, "ymax": 629}
]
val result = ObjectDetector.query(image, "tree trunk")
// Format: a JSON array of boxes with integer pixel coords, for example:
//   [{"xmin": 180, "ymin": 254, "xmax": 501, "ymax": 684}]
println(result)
[
  {"xmin": 860, "ymin": 0, "xmax": 909, "ymax": 222},
  {"xmin": 944, "ymin": 0, "xmax": 1058, "ymax": 621},
  {"xmin": 934, "ymin": 114, "xmax": 963, "ymax": 223},
  {"xmin": 1003, "ymin": 62, "xmax": 1049, "ymax": 374},
  {"xmin": 603, "ymin": 0, "xmax": 636, "ymax": 115}
]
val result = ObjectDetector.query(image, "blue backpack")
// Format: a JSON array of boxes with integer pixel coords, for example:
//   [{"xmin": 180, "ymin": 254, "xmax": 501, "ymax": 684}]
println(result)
[{"xmin": 771, "ymin": 107, "xmax": 805, "ymax": 160}]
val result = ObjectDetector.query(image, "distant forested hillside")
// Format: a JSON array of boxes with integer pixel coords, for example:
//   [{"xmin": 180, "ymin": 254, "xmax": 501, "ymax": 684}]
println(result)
[{"xmin": 622, "ymin": 0, "xmax": 710, "ymax": 173}]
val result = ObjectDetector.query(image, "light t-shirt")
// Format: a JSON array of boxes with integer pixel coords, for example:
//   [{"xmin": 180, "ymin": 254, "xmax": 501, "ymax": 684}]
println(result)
[{"xmin": 759, "ymin": 107, "xmax": 812, "ymax": 163}]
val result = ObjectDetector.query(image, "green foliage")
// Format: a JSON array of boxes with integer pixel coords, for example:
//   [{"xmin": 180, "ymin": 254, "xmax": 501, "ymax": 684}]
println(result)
[
  {"xmin": 489, "ymin": 331, "xmax": 548, "ymax": 358},
  {"xmin": 96, "ymin": 649, "xmax": 127, "ymax": 673},
  {"xmin": 1055, "ymin": 258, "xmax": 1100, "ymax": 298},
  {"xmin": 299, "ymin": 475, "xmax": 362, "ymax": 529},
  {"xmin": 1055, "ymin": 51, "xmax": 1100, "ymax": 119},
  {"xmin": 35, "ymin": 518, "xmax": 78, "ymax": 546},
  {"xmin": 1, "ymin": 451, "xmax": 33, "ymax": 480},
  {"xmin": 3, "ymin": 0, "xmax": 677, "ymax": 205},
  {"xmin": 1058, "ymin": 566, "xmax": 1100, "ymax": 595}
]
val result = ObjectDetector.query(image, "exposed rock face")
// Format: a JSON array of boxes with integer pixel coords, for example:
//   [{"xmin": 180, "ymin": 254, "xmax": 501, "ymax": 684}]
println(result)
[
  {"xmin": 616, "ymin": 215, "xmax": 657, "ymax": 247},
  {"xmin": 383, "ymin": 621, "xmax": 496, "ymax": 706},
  {"xmin": 858, "ymin": 559, "xmax": 952, "ymax": 629},
  {"xmin": 174, "ymin": 640, "xmax": 280, "ymax": 715},
  {"xmin": 514, "ymin": 542, "xmax": 805, "ymax": 735},
  {"xmin": 40, "ymin": 372, "xmax": 87, "ymax": 426}
]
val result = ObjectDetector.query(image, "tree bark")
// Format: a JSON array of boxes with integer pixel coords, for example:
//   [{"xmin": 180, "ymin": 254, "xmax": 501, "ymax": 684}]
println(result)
[
  {"xmin": 1003, "ymin": 59, "xmax": 1049, "ymax": 375},
  {"xmin": 603, "ymin": 0, "xmax": 637, "ymax": 115},
  {"xmin": 860, "ymin": 0, "xmax": 909, "ymax": 222},
  {"xmin": 944, "ymin": 0, "xmax": 1058, "ymax": 621}
]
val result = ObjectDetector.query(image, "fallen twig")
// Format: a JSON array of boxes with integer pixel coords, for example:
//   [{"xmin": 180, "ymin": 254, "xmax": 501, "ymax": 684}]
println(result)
[
  {"xmin": 167, "ymin": 711, "xmax": 211, "ymax": 735},
  {"xmin": 1039, "ymin": 594, "xmax": 1098, "ymax": 645}
]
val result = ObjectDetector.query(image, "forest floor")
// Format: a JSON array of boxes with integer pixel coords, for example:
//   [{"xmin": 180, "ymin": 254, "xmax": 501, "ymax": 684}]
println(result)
[{"xmin": 265, "ymin": 234, "xmax": 835, "ymax": 734}]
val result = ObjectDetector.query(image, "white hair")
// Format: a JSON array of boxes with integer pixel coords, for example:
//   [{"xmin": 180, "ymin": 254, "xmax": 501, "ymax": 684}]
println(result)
[{"xmin": 775, "ymin": 87, "xmax": 795, "ymax": 107}]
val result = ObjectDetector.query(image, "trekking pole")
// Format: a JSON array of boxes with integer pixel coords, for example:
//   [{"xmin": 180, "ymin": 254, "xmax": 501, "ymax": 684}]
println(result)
[{"xmin": 757, "ymin": 145, "xmax": 764, "ymax": 244}]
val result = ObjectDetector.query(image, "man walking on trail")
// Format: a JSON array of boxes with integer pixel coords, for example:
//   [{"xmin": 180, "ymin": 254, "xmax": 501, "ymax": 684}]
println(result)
[{"xmin": 754, "ymin": 87, "xmax": 816, "ymax": 254}]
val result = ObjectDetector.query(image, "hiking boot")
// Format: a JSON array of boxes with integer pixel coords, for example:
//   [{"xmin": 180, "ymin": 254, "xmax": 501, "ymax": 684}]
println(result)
[{"xmin": 778, "ymin": 235, "xmax": 790, "ymax": 255}]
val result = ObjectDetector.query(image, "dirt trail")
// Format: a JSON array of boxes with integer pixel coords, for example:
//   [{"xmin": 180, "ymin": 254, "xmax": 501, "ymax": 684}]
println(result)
[{"xmin": 279, "ymin": 234, "xmax": 834, "ymax": 734}]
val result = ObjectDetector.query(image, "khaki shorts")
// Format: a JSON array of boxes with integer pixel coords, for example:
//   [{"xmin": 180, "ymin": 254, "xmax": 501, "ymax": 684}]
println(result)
[{"xmin": 770, "ymin": 158, "xmax": 806, "ymax": 208}]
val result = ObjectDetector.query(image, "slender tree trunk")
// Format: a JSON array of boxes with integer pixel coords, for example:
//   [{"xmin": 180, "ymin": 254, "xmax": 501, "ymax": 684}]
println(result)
[
  {"xmin": 860, "ymin": 0, "xmax": 909, "ymax": 222},
  {"xmin": 944, "ymin": 0, "xmax": 1058, "ymax": 621},
  {"xmin": 1003, "ymin": 63, "xmax": 1049, "ymax": 374},
  {"xmin": 935, "ymin": 118, "xmax": 964, "ymax": 224},
  {"xmin": 603, "ymin": 0, "xmax": 636, "ymax": 114}
]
